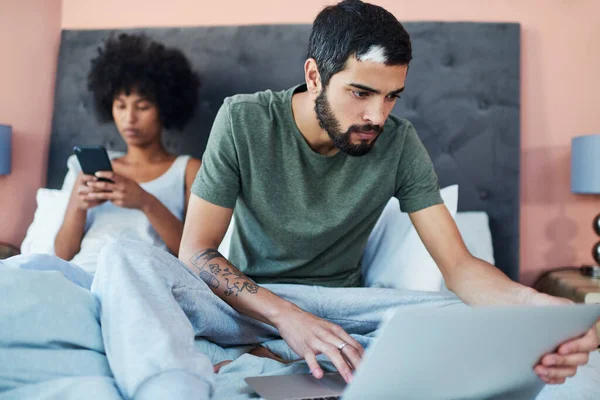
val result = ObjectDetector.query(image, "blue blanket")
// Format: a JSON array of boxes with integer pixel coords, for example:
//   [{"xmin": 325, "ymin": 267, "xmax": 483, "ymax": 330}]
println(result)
[
  {"xmin": 1, "ymin": 257, "xmax": 599, "ymax": 400},
  {"xmin": 0, "ymin": 262, "xmax": 119, "ymax": 399},
  {"xmin": 0, "ymin": 259, "xmax": 308, "ymax": 400}
]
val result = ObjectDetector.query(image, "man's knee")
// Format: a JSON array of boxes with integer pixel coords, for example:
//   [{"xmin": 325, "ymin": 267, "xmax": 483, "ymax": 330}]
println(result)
[
  {"xmin": 100, "ymin": 239, "xmax": 160, "ymax": 259},
  {"xmin": 98, "ymin": 239, "xmax": 171, "ymax": 268},
  {"xmin": 95, "ymin": 239, "xmax": 155, "ymax": 281},
  {"xmin": 95, "ymin": 239, "xmax": 184, "ymax": 285}
]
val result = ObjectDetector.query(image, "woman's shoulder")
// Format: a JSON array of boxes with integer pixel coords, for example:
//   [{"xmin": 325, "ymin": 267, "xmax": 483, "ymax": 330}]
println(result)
[
  {"xmin": 186, "ymin": 156, "xmax": 201, "ymax": 168},
  {"xmin": 108, "ymin": 150, "xmax": 126, "ymax": 160},
  {"xmin": 184, "ymin": 156, "xmax": 202, "ymax": 184}
]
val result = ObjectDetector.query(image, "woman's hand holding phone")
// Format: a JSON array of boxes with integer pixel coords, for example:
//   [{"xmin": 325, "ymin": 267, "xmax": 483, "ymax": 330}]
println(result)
[
  {"xmin": 71, "ymin": 145, "xmax": 153, "ymax": 210},
  {"xmin": 86, "ymin": 171, "xmax": 153, "ymax": 210},
  {"xmin": 72, "ymin": 172, "xmax": 108, "ymax": 210}
]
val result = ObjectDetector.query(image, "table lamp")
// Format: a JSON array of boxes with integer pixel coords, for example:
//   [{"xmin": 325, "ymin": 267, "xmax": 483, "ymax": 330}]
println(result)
[
  {"xmin": 0, "ymin": 124, "xmax": 11, "ymax": 175},
  {"xmin": 571, "ymin": 134, "xmax": 600, "ymax": 278}
]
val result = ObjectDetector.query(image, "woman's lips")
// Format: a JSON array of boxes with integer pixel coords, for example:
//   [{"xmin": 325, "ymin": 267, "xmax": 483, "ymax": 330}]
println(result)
[{"xmin": 123, "ymin": 128, "xmax": 139, "ymax": 137}]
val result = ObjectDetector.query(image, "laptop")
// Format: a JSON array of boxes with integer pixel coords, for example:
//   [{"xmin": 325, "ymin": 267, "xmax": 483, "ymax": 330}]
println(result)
[{"xmin": 245, "ymin": 304, "xmax": 600, "ymax": 400}]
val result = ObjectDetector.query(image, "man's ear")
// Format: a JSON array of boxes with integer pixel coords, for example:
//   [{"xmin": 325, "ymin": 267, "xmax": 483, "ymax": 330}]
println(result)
[{"xmin": 304, "ymin": 58, "xmax": 322, "ymax": 95}]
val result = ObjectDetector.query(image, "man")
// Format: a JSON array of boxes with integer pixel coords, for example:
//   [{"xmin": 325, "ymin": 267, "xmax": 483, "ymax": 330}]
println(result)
[{"xmin": 91, "ymin": 1, "xmax": 598, "ymax": 399}]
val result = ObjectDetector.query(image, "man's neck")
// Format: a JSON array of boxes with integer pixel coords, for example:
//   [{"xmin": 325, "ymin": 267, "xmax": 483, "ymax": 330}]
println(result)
[{"xmin": 291, "ymin": 90, "xmax": 339, "ymax": 156}]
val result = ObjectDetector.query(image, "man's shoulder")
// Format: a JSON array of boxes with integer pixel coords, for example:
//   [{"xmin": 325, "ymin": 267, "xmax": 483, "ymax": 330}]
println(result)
[
  {"xmin": 224, "ymin": 87, "xmax": 289, "ymax": 114},
  {"xmin": 384, "ymin": 114, "xmax": 414, "ymax": 135},
  {"xmin": 378, "ymin": 114, "xmax": 417, "ymax": 149},
  {"xmin": 216, "ymin": 88, "xmax": 293, "ymax": 148}
]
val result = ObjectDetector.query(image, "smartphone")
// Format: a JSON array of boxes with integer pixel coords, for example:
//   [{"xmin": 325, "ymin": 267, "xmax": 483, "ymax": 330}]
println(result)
[{"xmin": 73, "ymin": 145, "xmax": 114, "ymax": 183}]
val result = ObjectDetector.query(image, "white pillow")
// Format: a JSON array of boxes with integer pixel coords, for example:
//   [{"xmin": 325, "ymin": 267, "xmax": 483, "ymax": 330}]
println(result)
[
  {"xmin": 454, "ymin": 211, "xmax": 494, "ymax": 264},
  {"xmin": 362, "ymin": 185, "xmax": 459, "ymax": 292},
  {"xmin": 20, "ymin": 188, "xmax": 70, "ymax": 255},
  {"xmin": 218, "ymin": 217, "xmax": 235, "ymax": 258},
  {"xmin": 437, "ymin": 211, "xmax": 495, "ymax": 293},
  {"xmin": 21, "ymin": 151, "xmax": 126, "ymax": 256}
]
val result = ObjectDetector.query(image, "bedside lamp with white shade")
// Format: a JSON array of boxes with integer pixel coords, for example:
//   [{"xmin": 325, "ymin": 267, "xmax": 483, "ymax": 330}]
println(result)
[
  {"xmin": 571, "ymin": 134, "xmax": 600, "ymax": 277},
  {"xmin": 0, "ymin": 124, "xmax": 11, "ymax": 176}
]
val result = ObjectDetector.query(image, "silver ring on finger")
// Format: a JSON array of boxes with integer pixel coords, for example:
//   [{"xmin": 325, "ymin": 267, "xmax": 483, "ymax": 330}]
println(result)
[{"xmin": 337, "ymin": 342, "xmax": 349, "ymax": 352}]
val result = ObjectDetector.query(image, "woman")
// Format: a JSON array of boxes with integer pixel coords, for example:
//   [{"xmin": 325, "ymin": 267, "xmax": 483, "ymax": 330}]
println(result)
[{"xmin": 54, "ymin": 33, "xmax": 202, "ymax": 274}]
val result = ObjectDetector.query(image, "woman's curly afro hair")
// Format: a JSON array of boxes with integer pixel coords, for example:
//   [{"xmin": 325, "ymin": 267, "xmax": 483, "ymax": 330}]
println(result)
[{"xmin": 87, "ymin": 33, "xmax": 201, "ymax": 131}]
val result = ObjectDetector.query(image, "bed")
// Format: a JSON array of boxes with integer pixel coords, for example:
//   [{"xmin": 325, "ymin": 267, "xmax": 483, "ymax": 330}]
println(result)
[
  {"xmin": 46, "ymin": 22, "xmax": 520, "ymax": 281},
  {"xmin": 5, "ymin": 22, "xmax": 579, "ymax": 400}
]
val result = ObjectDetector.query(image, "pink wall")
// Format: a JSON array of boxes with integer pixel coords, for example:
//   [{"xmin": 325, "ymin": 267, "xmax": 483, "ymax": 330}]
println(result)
[
  {"xmin": 3, "ymin": 0, "xmax": 598, "ymax": 285},
  {"xmin": 0, "ymin": 0, "xmax": 62, "ymax": 247}
]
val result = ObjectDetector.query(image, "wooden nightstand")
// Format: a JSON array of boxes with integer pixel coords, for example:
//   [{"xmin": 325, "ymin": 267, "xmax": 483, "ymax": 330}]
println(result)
[{"xmin": 534, "ymin": 268, "xmax": 600, "ymax": 343}]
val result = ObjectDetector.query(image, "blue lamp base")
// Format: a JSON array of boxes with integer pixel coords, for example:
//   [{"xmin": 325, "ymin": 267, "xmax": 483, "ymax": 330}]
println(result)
[
  {"xmin": 593, "ymin": 213, "xmax": 600, "ymax": 265},
  {"xmin": 581, "ymin": 213, "xmax": 600, "ymax": 278},
  {"xmin": 0, "ymin": 124, "xmax": 11, "ymax": 175}
]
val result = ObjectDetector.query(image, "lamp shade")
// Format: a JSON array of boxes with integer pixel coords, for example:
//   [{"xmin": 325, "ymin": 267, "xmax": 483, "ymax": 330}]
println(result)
[
  {"xmin": 0, "ymin": 124, "xmax": 11, "ymax": 175},
  {"xmin": 571, "ymin": 134, "xmax": 600, "ymax": 194}
]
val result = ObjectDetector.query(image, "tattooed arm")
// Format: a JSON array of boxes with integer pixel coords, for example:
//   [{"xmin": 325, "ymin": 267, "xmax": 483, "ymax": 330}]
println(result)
[
  {"xmin": 179, "ymin": 195, "xmax": 364, "ymax": 383},
  {"xmin": 179, "ymin": 196, "xmax": 303, "ymax": 325},
  {"xmin": 189, "ymin": 250, "xmax": 259, "ymax": 301},
  {"xmin": 184, "ymin": 247, "xmax": 279, "ymax": 324}
]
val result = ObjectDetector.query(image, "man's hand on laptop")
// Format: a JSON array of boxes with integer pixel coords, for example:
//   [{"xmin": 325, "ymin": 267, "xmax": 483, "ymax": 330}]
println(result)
[
  {"xmin": 272, "ymin": 304, "xmax": 364, "ymax": 384},
  {"xmin": 529, "ymin": 293, "xmax": 600, "ymax": 384}
]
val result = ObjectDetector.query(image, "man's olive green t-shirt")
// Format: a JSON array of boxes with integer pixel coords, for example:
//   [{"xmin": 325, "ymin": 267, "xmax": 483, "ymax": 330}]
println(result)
[{"xmin": 192, "ymin": 85, "xmax": 442, "ymax": 287}]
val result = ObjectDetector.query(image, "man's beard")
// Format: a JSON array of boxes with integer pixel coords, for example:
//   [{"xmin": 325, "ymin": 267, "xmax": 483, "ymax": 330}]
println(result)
[{"xmin": 314, "ymin": 89, "xmax": 383, "ymax": 157}]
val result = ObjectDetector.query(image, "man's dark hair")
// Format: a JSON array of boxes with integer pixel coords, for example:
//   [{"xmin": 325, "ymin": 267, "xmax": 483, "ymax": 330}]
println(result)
[
  {"xmin": 87, "ymin": 33, "xmax": 201, "ymax": 130},
  {"xmin": 307, "ymin": 0, "xmax": 412, "ymax": 87}
]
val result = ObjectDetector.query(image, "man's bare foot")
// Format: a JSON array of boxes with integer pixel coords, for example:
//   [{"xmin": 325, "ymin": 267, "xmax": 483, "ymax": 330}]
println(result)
[
  {"xmin": 213, "ymin": 360, "xmax": 232, "ymax": 373},
  {"xmin": 249, "ymin": 346, "xmax": 289, "ymax": 364},
  {"xmin": 213, "ymin": 346, "xmax": 290, "ymax": 373}
]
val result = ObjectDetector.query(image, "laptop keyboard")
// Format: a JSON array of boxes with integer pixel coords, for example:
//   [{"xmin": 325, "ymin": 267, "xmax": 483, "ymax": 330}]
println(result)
[{"xmin": 300, "ymin": 397, "xmax": 340, "ymax": 400}]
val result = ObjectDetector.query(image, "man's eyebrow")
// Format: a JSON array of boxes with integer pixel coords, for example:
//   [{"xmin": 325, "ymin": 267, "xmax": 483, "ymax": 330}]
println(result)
[
  {"xmin": 388, "ymin": 87, "xmax": 405, "ymax": 96},
  {"xmin": 348, "ymin": 83, "xmax": 405, "ymax": 96}
]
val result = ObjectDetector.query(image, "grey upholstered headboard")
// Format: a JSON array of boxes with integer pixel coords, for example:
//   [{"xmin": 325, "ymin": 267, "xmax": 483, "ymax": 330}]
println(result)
[{"xmin": 47, "ymin": 23, "xmax": 520, "ymax": 280}]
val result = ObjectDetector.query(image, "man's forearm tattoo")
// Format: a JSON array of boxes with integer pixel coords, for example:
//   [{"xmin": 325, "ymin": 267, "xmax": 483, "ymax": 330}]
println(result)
[
  {"xmin": 222, "ymin": 267, "xmax": 243, "ymax": 279},
  {"xmin": 224, "ymin": 279, "xmax": 260, "ymax": 297},
  {"xmin": 189, "ymin": 248, "xmax": 259, "ymax": 297},
  {"xmin": 199, "ymin": 271, "xmax": 220, "ymax": 289},
  {"xmin": 209, "ymin": 263, "xmax": 221, "ymax": 274},
  {"xmin": 189, "ymin": 249, "xmax": 223, "ymax": 272},
  {"xmin": 224, "ymin": 278, "xmax": 239, "ymax": 296},
  {"xmin": 241, "ymin": 281, "xmax": 259, "ymax": 295}
]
